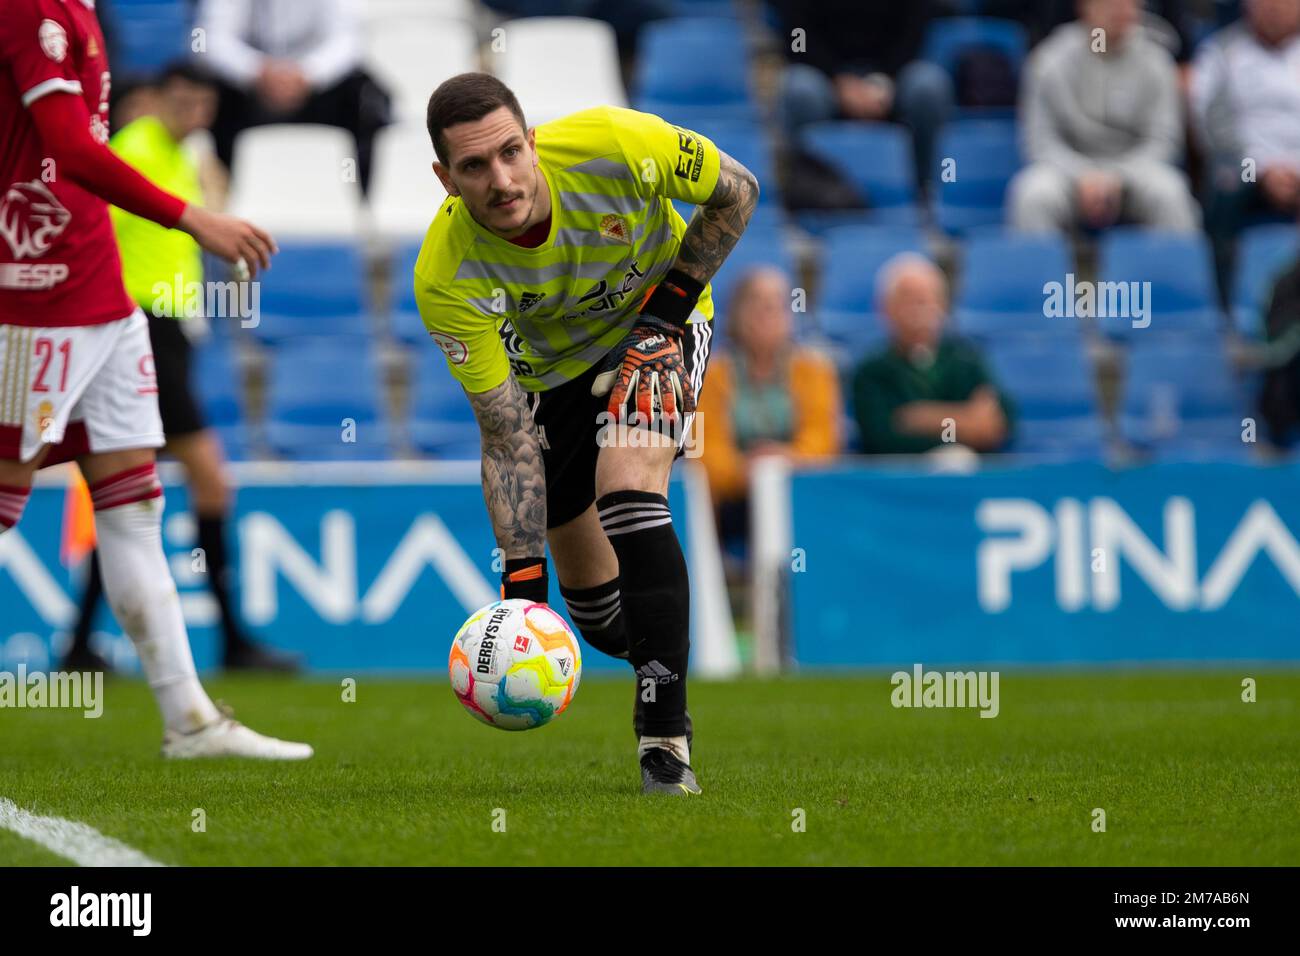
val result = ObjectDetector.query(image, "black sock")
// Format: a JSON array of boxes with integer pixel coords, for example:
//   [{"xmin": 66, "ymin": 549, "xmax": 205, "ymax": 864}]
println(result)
[
  {"xmin": 596, "ymin": 491, "xmax": 689, "ymax": 738},
  {"xmin": 559, "ymin": 578, "xmax": 628, "ymax": 659},
  {"xmin": 68, "ymin": 551, "xmax": 104, "ymax": 654},
  {"xmin": 197, "ymin": 513, "xmax": 245, "ymax": 652}
]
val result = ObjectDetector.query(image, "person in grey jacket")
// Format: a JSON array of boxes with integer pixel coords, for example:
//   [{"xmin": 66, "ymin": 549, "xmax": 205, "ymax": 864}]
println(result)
[{"xmin": 1008, "ymin": 0, "xmax": 1200, "ymax": 233}]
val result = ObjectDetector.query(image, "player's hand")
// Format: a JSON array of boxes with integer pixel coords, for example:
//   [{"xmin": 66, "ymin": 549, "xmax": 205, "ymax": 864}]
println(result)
[
  {"xmin": 177, "ymin": 205, "xmax": 277, "ymax": 278},
  {"xmin": 1076, "ymin": 171, "xmax": 1122, "ymax": 228},
  {"xmin": 591, "ymin": 315, "xmax": 694, "ymax": 424}
]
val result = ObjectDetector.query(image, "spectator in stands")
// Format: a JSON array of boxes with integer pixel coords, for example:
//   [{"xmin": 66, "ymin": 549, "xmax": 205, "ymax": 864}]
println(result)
[
  {"xmin": 1258, "ymin": 217, "xmax": 1300, "ymax": 448},
  {"xmin": 1008, "ymin": 0, "xmax": 1200, "ymax": 233},
  {"xmin": 989, "ymin": 0, "xmax": 1196, "ymax": 62},
  {"xmin": 1191, "ymin": 0, "xmax": 1300, "ymax": 231},
  {"xmin": 773, "ymin": 0, "xmax": 953, "ymax": 189},
  {"xmin": 697, "ymin": 268, "xmax": 841, "ymax": 545},
  {"xmin": 852, "ymin": 255, "xmax": 1014, "ymax": 455},
  {"xmin": 194, "ymin": 0, "xmax": 391, "ymax": 193}
]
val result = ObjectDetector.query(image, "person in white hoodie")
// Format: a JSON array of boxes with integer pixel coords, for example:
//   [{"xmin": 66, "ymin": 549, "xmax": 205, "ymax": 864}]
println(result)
[{"xmin": 1008, "ymin": 0, "xmax": 1200, "ymax": 234}]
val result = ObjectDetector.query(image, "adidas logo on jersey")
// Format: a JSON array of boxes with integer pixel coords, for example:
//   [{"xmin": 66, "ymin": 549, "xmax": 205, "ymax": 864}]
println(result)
[{"xmin": 517, "ymin": 291, "xmax": 544, "ymax": 313}]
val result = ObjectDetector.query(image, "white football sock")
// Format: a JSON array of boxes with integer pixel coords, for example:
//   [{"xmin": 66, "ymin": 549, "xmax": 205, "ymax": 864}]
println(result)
[
  {"xmin": 639, "ymin": 734, "xmax": 690, "ymax": 765},
  {"xmin": 94, "ymin": 492, "xmax": 220, "ymax": 734}
]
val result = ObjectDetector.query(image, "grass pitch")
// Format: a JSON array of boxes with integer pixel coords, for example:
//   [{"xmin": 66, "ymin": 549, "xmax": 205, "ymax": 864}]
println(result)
[{"xmin": 1, "ymin": 671, "xmax": 1296, "ymax": 866}]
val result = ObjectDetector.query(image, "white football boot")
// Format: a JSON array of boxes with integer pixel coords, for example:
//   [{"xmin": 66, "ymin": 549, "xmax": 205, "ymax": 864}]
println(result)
[{"xmin": 162, "ymin": 716, "xmax": 313, "ymax": 761}]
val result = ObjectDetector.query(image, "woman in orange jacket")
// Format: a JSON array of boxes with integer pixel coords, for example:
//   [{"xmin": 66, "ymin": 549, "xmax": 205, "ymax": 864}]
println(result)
[{"xmin": 697, "ymin": 266, "xmax": 842, "ymax": 544}]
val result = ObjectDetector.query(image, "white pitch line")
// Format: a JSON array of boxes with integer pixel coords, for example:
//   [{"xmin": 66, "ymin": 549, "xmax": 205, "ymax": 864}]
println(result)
[{"xmin": 0, "ymin": 797, "xmax": 165, "ymax": 867}]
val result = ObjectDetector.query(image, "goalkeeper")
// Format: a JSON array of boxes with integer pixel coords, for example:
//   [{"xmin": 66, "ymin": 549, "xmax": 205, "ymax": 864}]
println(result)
[{"xmin": 415, "ymin": 73, "xmax": 758, "ymax": 795}]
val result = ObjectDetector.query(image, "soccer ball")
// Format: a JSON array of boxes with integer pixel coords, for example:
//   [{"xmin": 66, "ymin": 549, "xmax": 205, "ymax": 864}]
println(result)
[{"xmin": 448, "ymin": 599, "xmax": 581, "ymax": 730}]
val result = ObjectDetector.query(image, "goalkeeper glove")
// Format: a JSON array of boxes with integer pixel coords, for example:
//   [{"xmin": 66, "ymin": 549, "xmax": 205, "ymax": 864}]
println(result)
[{"xmin": 591, "ymin": 269, "xmax": 704, "ymax": 424}]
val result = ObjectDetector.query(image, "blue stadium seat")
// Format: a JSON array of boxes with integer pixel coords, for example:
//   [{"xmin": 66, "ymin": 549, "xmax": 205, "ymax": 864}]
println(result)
[
  {"xmin": 819, "ymin": 225, "xmax": 928, "ymax": 312},
  {"xmin": 985, "ymin": 340, "xmax": 1105, "ymax": 458},
  {"xmin": 794, "ymin": 209, "xmax": 922, "ymax": 235},
  {"xmin": 635, "ymin": 18, "xmax": 756, "ymax": 121},
  {"xmin": 252, "ymin": 243, "xmax": 369, "ymax": 344},
  {"xmin": 932, "ymin": 120, "xmax": 1021, "ymax": 233},
  {"xmin": 669, "ymin": 0, "xmax": 737, "ymax": 16},
  {"xmin": 407, "ymin": 353, "xmax": 481, "ymax": 459},
  {"xmin": 264, "ymin": 340, "xmax": 393, "ymax": 460},
  {"xmin": 191, "ymin": 337, "xmax": 251, "ymax": 459},
  {"xmin": 112, "ymin": 5, "xmax": 192, "ymax": 77},
  {"xmin": 389, "ymin": 242, "xmax": 429, "ymax": 346},
  {"xmin": 1096, "ymin": 229, "xmax": 1223, "ymax": 339},
  {"xmin": 708, "ymin": 225, "xmax": 795, "ymax": 326},
  {"xmin": 801, "ymin": 122, "xmax": 919, "ymax": 217},
  {"xmin": 257, "ymin": 243, "xmax": 367, "ymax": 316},
  {"xmin": 1231, "ymin": 223, "xmax": 1298, "ymax": 337},
  {"xmin": 921, "ymin": 17, "xmax": 1029, "ymax": 78},
  {"xmin": 1120, "ymin": 340, "xmax": 1248, "ymax": 454},
  {"xmin": 955, "ymin": 231, "xmax": 1076, "ymax": 339}
]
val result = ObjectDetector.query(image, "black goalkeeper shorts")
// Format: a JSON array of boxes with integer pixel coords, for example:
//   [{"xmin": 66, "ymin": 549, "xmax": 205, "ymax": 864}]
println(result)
[
  {"xmin": 146, "ymin": 313, "xmax": 206, "ymax": 438},
  {"xmin": 529, "ymin": 319, "xmax": 714, "ymax": 529}
]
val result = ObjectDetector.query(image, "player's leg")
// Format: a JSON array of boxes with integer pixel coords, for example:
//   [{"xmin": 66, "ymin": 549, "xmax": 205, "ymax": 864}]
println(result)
[
  {"xmin": 77, "ymin": 446, "xmax": 222, "ymax": 731},
  {"xmin": 594, "ymin": 316, "xmax": 712, "ymax": 795},
  {"xmin": 549, "ymin": 504, "xmax": 626, "ymax": 659},
  {"xmin": 595, "ymin": 436, "xmax": 700, "ymax": 794},
  {"xmin": 69, "ymin": 311, "xmax": 310, "ymax": 758},
  {"xmin": 0, "ymin": 446, "xmax": 51, "ymax": 535},
  {"xmin": 149, "ymin": 313, "xmax": 300, "ymax": 672},
  {"xmin": 166, "ymin": 429, "xmax": 301, "ymax": 672},
  {"xmin": 62, "ymin": 550, "xmax": 110, "ymax": 672}
]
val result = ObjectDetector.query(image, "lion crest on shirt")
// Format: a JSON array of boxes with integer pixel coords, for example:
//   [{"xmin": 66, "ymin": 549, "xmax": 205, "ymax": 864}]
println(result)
[{"xmin": 0, "ymin": 180, "xmax": 72, "ymax": 260}]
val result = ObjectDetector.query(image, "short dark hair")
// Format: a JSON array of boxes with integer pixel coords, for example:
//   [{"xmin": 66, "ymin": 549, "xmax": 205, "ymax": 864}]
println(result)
[
  {"xmin": 157, "ymin": 60, "xmax": 215, "ymax": 89},
  {"xmin": 426, "ymin": 72, "xmax": 527, "ymax": 165}
]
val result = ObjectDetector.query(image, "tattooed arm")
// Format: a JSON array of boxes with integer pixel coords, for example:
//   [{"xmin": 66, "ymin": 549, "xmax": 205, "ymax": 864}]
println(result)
[
  {"xmin": 673, "ymin": 150, "xmax": 760, "ymax": 285},
  {"xmin": 465, "ymin": 375, "xmax": 547, "ymax": 559}
]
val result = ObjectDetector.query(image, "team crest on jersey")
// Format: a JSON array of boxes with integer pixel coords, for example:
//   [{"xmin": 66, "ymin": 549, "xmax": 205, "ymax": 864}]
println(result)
[
  {"xmin": 1, "ymin": 180, "xmax": 72, "ymax": 260},
  {"xmin": 517, "ymin": 291, "xmax": 544, "ymax": 313},
  {"xmin": 38, "ymin": 20, "xmax": 69, "ymax": 62},
  {"xmin": 35, "ymin": 401, "xmax": 55, "ymax": 437},
  {"xmin": 430, "ymin": 331, "xmax": 468, "ymax": 365},
  {"xmin": 598, "ymin": 214, "xmax": 631, "ymax": 245}
]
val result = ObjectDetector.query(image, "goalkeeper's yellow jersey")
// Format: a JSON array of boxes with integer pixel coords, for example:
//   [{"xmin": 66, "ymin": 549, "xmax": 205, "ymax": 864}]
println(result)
[{"xmin": 413, "ymin": 106, "xmax": 720, "ymax": 393}]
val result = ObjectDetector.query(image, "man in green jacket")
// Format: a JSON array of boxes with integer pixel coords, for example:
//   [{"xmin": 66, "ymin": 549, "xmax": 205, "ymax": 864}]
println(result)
[
  {"xmin": 63, "ymin": 63, "xmax": 298, "ymax": 674},
  {"xmin": 853, "ymin": 254, "xmax": 1015, "ymax": 455}
]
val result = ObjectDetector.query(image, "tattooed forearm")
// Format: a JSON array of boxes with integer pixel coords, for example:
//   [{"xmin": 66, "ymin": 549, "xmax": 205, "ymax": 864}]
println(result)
[
  {"xmin": 466, "ymin": 375, "xmax": 547, "ymax": 559},
  {"xmin": 674, "ymin": 150, "xmax": 760, "ymax": 285}
]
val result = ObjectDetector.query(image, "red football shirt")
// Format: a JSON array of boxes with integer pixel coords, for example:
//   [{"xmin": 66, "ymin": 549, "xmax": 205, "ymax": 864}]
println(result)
[{"xmin": 0, "ymin": 0, "xmax": 134, "ymax": 327}]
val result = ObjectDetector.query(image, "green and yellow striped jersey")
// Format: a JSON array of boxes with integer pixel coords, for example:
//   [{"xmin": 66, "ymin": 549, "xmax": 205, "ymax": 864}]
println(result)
[{"xmin": 413, "ymin": 106, "xmax": 720, "ymax": 393}]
